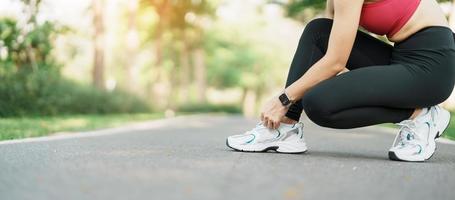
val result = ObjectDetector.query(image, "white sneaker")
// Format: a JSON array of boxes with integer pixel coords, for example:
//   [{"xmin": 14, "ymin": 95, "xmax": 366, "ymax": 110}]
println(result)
[
  {"xmin": 389, "ymin": 105, "xmax": 451, "ymax": 162},
  {"xmin": 226, "ymin": 121, "xmax": 308, "ymax": 153}
]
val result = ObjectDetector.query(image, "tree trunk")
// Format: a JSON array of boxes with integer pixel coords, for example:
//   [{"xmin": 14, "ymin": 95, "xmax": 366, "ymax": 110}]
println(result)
[
  {"xmin": 145, "ymin": 22, "xmax": 164, "ymax": 99},
  {"xmin": 124, "ymin": 0, "xmax": 139, "ymax": 92},
  {"xmin": 154, "ymin": 25, "xmax": 163, "ymax": 81},
  {"xmin": 179, "ymin": 34, "xmax": 191, "ymax": 103},
  {"xmin": 92, "ymin": 0, "xmax": 105, "ymax": 89},
  {"xmin": 148, "ymin": 0, "xmax": 170, "ymax": 98},
  {"xmin": 193, "ymin": 48, "xmax": 207, "ymax": 103}
]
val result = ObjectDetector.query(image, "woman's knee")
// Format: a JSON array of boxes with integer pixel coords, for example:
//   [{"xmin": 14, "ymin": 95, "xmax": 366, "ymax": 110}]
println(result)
[
  {"xmin": 436, "ymin": 82, "xmax": 455, "ymax": 105},
  {"xmin": 301, "ymin": 18, "xmax": 333, "ymax": 41},
  {"xmin": 301, "ymin": 90, "xmax": 339, "ymax": 128}
]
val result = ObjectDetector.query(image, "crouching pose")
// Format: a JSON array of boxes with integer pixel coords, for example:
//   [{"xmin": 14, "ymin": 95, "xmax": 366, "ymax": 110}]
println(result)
[{"xmin": 226, "ymin": 0, "xmax": 455, "ymax": 162}]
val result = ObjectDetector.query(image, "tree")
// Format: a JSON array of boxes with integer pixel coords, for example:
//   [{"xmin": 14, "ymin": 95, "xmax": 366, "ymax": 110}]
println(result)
[
  {"xmin": 124, "ymin": 0, "xmax": 140, "ymax": 92},
  {"xmin": 140, "ymin": 0, "xmax": 214, "ymax": 106},
  {"xmin": 92, "ymin": 0, "xmax": 105, "ymax": 89},
  {"xmin": 270, "ymin": 0, "xmax": 325, "ymax": 22}
]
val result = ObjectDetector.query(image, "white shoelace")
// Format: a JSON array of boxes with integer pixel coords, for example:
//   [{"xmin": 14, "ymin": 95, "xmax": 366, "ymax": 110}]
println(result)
[
  {"xmin": 395, "ymin": 119, "xmax": 421, "ymax": 147},
  {"xmin": 247, "ymin": 121, "xmax": 296, "ymax": 133},
  {"xmin": 244, "ymin": 121, "xmax": 268, "ymax": 135}
]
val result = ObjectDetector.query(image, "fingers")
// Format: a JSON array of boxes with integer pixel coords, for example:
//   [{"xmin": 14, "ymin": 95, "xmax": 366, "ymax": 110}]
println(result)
[
  {"xmin": 268, "ymin": 120, "xmax": 275, "ymax": 129},
  {"xmin": 272, "ymin": 120, "xmax": 280, "ymax": 129},
  {"xmin": 274, "ymin": 120, "xmax": 281, "ymax": 129},
  {"xmin": 263, "ymin": 116, "xmax": 269, "ymax": 127},
  {"xmin": 264, "ymin": 116, "xmax": 270, "ymax": 128},
  {"xmin": 261, "ymin": 114, "xmax": 280, "ymax": 129}
]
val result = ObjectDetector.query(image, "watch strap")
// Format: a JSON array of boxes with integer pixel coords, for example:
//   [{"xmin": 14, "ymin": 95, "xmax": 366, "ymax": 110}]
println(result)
[{"xmin": 283, "ymin": 89, "xmax": 295, "ymax": 104}]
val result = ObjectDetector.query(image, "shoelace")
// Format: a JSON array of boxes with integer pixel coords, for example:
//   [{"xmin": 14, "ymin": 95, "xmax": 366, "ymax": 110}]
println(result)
[
  {"xmin": 247, "ymin": 121, "xmax": 303, "ymax": 133},
  {"xmin": 244, "ymin": 121, "xmax": 268, "ymax": 135},
  {"xmin": 395, "ymin": 119, "xmax": 420, "ymax": 147}
]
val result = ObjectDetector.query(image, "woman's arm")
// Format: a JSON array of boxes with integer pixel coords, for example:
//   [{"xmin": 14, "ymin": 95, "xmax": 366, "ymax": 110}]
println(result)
[
  {"xmin": 325, "ymin": 0, "xmax": 334, "ymax": 19},
  {"xmin": 285, "ymin": 0, "xmax": 364, "ymax": 102}
]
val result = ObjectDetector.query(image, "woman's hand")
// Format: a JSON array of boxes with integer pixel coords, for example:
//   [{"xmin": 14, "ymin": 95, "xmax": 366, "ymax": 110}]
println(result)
[{"xmin": 260, "ymin": 94, "xmax": 289, "ymax": 129}]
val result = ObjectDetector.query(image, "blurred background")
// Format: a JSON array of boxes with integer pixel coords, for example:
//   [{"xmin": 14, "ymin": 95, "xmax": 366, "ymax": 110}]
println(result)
[{"xmin": 2, "ymin": 0, "xmax": 455, "ymax": 140}]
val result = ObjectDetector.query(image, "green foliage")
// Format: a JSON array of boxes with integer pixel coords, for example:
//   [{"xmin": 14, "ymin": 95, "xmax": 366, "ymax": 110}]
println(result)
[
  {"xmin": 204, "ymin": 25, "xmax": 281, "ymax": 92},
  {"xmin": 0, "ymin": 18, "xmax": 19, "ymax": 75},
  {"xmin": 0, "ymin": 15, "xmax": 150, "ymax": 117},
  {"xmin": 444, "ymin": 111, "xmax": 455, "ymax": 140},
  {"xmin": 140, "ymin": 0, "xmax": 215, "ymax": 40},
  {"xmin": 205, "ymin": 33, "xmax": 258, "ymax": 89},
  {"xmin": 0, "ymin": 70, "xmax": 151, "ymax": 117},
  {"xmin": 0, "ymin": 17, "xmax": 61, "ymax": 74},
  {"xmin": 284, "ymin": 0, "xmax": 325, "ymax": 18}
]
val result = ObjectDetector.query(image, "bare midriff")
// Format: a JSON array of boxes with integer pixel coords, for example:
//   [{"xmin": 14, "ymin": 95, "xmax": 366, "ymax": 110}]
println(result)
[{"xmin": 383, "ymin": 0, "xmax": 449, "ymax": 42}]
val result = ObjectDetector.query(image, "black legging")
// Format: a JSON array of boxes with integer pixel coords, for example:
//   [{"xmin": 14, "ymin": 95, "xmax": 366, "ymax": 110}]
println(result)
[{"xmin": 284, "ymin": 18, "xmax": 455, "ymax": 129}]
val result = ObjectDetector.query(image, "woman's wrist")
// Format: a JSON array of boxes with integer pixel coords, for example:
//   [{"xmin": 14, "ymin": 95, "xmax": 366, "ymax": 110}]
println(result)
[{"xmin": 284, "ymin": 86, "xmax": 299, "ymax": 104}]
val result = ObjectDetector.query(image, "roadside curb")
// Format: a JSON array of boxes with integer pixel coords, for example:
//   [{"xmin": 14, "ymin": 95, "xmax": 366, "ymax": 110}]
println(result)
[{"xmin": 0, "ymin": 114, "xmax": 214, "ymax": 145}]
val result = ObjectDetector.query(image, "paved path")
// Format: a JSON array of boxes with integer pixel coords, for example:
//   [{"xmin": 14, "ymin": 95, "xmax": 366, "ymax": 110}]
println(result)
[{"xmin": 1, "ymin": 114, "xmax": 455, "ymax": 200}]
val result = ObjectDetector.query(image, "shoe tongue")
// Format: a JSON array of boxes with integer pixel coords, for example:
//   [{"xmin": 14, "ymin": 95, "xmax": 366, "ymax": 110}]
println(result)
[
  {"xmin": 414, "ymin": 108, "xmax": 429, "ymax": 122},
  {"xmin": 280, "ymin": 123, "xmax": 294, "ymax": 129},
  {"xmin": 409, "ymin": 121, "xmax": 430, "ymax": 140},
  {"xmin": 278, "ymin": 123, "xmax": 298, "ymax": 133},
  {"xmin": 419, "ymin": 107, "xmax": 429, "ymax": 116},
  {"xmin": 280, "ymin": 122, "xmax": 294, "ymax": 127}
]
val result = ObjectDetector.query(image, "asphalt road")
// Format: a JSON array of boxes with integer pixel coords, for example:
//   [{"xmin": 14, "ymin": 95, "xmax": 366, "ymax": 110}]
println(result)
[{"xmin": 1, "ymin": 114, "xmax": 455, "ymax": 200}]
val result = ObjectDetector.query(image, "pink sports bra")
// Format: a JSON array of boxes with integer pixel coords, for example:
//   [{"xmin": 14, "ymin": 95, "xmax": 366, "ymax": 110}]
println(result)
[{"xmin": 359, "ymin": 0, "xmax": 421, "ymax": 38}]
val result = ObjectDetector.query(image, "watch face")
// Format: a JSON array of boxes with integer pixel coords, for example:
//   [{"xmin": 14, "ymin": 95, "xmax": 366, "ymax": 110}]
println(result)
[{"xmin": 279, "ymin": 93, "xmax": 290, "ymax": 105}]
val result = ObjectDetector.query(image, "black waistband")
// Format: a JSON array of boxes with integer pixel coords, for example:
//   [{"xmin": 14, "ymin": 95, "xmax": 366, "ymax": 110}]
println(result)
[{"xmin": 394, "ymin": 26, "xmax": 455, "ymax": 50}]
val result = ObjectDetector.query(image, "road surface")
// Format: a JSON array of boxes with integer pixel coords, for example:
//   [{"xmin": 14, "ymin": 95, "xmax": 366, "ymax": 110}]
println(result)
[{"xmin": 1, "ymin": 114, "xmax": 455, "ymax": 200}]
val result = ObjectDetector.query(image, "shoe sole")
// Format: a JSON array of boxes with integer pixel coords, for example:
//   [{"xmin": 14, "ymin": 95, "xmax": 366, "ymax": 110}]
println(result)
[
  {"xmin": 225, "ymin": 139, "xmax": 307, "ymax": 154},
  {"xmin": 389, "ymin": 107, "xmax": 451, "ymax": 162},
  {"xmin": 388, "ymin": 151, "xmax": 425, "ymax": 162}
]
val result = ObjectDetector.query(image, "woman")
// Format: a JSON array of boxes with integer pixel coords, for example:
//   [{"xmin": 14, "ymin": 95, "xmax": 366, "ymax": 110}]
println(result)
[{"xmin": 226, "ymin": 0, "xmax": 455, "ymax": 162}]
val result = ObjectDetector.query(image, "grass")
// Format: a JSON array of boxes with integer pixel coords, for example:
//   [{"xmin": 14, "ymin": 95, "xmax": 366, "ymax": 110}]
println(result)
[
  {"xmin": 0, "ymin": 113, "xmax": 165, "ymax": 141},
  {"xmin": 444, "ymin": 112, "xmax": 455, "ymax": 140},
  {"xmin": 379, "ymin": 112, "xmax": 455, "ymax": 141},
  {"xmin": 0, "ymin": 102, "xmax": 243, "ymax": 142}
]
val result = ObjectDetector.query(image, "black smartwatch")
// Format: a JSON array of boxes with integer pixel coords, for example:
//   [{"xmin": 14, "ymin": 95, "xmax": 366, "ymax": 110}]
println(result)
[{"xmin": 278, "ymin": 90, "xmax": 294, "ymax": 107}]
